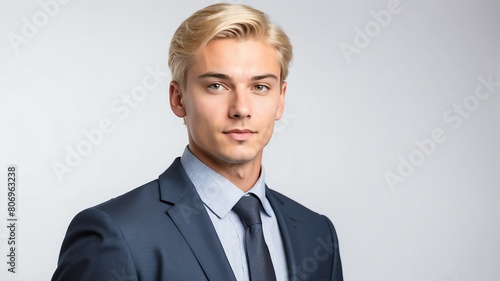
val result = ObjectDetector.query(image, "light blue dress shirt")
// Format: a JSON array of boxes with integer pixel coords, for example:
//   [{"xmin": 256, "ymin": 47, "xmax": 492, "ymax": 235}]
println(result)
[{"xmin": 180, "ymin": 147, "xmax": 288, "ymax": 281}]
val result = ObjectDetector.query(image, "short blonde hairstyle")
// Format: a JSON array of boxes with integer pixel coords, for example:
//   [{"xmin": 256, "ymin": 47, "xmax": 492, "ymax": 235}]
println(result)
[{"xmin": 168, "ymin": 3, "xmax": 293, "ymax": 89}]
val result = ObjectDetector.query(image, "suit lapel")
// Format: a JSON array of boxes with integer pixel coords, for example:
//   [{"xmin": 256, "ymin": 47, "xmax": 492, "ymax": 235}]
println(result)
[
  {"xmin": 266, "ymin": 187, "xmax": 305, "ymax": 280},
  {"xmin": 158, "ymin": 158, "xmax": 236, "ymax": 281}
]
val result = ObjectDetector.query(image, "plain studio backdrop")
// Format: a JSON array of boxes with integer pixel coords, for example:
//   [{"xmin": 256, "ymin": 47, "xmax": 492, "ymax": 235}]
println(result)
[{"xmin": 0, "ymin": 0, "xmax": 499, "ymax": 280}]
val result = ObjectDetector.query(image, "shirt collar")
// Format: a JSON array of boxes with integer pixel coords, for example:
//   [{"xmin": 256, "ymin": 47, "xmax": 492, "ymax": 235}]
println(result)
[{"xmin": 180, "ymin": 146, "xmax": 273, "ymax": 218}]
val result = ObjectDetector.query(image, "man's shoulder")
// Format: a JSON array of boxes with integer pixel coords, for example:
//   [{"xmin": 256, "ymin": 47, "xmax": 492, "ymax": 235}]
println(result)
[
  {"xmin": 75, "ymin": 158, "xmax": 190, "ymax": 228},
  {"xmin": 94, "ymin": 178, "xmax": 161, "ymax": 213},
  {"xmin": 267, "ymin": 188, "xmax": 327, "ymax": 222},
  {"xmin": 90, "ymin": 158, "xmax": 185, "ymax": 216},
  {"xmin": 68, "ymin": 179, "xmax": 164, "ymax": 232}
]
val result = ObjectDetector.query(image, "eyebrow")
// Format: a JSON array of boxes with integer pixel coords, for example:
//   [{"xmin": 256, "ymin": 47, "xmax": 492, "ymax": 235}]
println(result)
[
  {"xmin": 197, "ymin": 72, "xmax": 230, "ymax": 80},
  {"xmin": 197, "ymin": 72, "xmax": 279, "ymax": 81},
  {"xmin": 251, "ymin": 74, "xmax": 279, "ymax": 81}
]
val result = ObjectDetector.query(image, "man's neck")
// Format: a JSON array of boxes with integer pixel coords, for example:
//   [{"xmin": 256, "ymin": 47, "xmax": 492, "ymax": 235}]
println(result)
[
  {"xmin": 216, "ymin": 161, "xmax": 261, "ymax": 192},
  {"xmin": 187, "ymin": 145, "xmax": 262, "ymax": 192}
]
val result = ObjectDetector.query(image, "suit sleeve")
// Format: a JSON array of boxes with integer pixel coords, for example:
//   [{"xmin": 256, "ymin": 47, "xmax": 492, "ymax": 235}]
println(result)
[
  {"xmin": 323, "ymin": 215, "xmax": 343, "ymax": 281},
  {"xmin": 52, "ymin": 208, "xmax": 138, "ymax": 281}
]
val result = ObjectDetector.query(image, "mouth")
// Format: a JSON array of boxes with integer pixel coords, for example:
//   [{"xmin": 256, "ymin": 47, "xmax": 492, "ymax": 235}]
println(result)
[{"xmin": 223, "ymin": 129, "xmax": 256, "ymax": 141}]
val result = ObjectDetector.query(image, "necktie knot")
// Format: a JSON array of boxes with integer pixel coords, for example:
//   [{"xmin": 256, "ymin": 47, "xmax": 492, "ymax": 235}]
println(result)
[{"xmin": 232, "ymin": 195, "xmax": 262, "ymax": 227}]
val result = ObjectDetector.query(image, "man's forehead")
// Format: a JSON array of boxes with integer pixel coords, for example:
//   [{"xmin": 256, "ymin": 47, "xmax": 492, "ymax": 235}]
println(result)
[{"xmin": 188, "ymin": 38, "xmax": 281, "ymax": 79}]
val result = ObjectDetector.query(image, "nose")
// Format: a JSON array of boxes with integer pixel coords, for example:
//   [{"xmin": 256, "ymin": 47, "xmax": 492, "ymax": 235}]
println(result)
[{"xmin": 228, "ymin": 88, "xmax": 252, "ymax": 119}]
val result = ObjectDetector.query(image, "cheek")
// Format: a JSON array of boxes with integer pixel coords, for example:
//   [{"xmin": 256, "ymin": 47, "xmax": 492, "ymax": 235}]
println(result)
[
  {"xmin": 258, "ymin": 99, "xmax": 281, "ymax": 121},
  {"xmin": 185, "ymin": 96, "xmax": 216, "ymax": 122},
  {"xmin": 186, "ymin": 99, "xmax": 223, "ymax": 138},
  {"xmin": 256, "ymin": 104, "xmax": 279, "ymax": 136}
]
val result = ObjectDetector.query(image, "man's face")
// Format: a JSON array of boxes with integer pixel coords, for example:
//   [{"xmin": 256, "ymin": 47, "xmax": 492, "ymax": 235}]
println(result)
[{"xmin": 170, "ymin": 38, "xmax": 286, "ymax": 168}]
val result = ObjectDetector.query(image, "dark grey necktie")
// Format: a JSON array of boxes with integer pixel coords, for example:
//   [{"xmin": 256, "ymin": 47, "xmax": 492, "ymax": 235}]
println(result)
[{"xmin": 233, "ymin": 195, "xmax": 277, "ymax": 281}]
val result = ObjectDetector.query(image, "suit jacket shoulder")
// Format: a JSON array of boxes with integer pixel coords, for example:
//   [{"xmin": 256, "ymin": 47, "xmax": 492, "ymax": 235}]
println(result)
[
  {"xmin": 53, "ymin": 159, "xmax": 236, "ymax": 281},
  {"xmin": 266, "ymin": 188, "xmax": 343, "ymax": 281}
]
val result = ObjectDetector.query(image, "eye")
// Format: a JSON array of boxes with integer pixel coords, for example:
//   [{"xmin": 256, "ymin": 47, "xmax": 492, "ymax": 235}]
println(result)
[
  {"xmin": 207, "ymin": 83, "xmax": 224, "ymax": 91},
  {"xmin": 253, "ymin": 84, "xmax": 270, "ymax": 92}
]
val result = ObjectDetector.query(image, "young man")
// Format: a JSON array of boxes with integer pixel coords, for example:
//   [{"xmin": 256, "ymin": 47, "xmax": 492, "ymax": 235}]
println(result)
[{"xmin": 53, "ymin": 3, "xmax": 343, "ymax": 281}]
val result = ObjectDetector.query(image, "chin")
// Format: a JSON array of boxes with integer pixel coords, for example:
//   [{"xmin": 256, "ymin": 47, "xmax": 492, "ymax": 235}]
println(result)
[
  {"xmin": 220, "ymin": 154, "xmax": 254, "ymax": 164},
  {"xmin": 219, "ymin": 149, "xmax": 258, "ymax": 164}
]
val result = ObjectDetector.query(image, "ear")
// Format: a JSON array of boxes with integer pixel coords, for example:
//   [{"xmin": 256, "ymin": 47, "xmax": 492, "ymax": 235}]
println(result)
[
  {"xmin": 169, "ymin": 81, "xmax": 186, "ymax": 118},
  {"xmin": 275, "ymin": 81, "xmax": 287, "ymax": 120}
]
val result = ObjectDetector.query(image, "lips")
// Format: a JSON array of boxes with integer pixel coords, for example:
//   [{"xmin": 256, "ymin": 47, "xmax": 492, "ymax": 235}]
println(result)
[
  {"xmin": 224, "ymin": 129, "xmax": 255, "ymax": 134},
  {"xmin": 223, "ymin": 129, "xmax": 256, "ymax": 141}
]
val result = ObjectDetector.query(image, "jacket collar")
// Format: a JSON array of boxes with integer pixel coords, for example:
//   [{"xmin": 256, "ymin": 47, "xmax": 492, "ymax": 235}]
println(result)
[
  {"xmin": 158, "ymin": 158, "xmax": 237, "ymax": 281},
  {"xmin": 266, "ymin": 187, "xmax": 304, "ymax": 280}
]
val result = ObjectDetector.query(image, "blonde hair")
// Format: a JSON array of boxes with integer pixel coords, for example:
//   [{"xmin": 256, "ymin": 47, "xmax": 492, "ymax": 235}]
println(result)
[{"xmin": 168, "ymin": 3, "xmax": 293, "ymax": 88}]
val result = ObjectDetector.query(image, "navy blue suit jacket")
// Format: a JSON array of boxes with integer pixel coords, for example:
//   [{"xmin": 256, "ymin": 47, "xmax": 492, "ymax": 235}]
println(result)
[{"xmin": 52, "ymin": 158, "xmax": 343, "ymax": 280}]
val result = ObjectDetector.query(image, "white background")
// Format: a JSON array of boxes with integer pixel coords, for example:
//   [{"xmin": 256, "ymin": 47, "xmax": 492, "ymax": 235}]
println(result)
[{"xmin": 0, "ymin": 0, "xmax": 499, "ymax": 280}]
